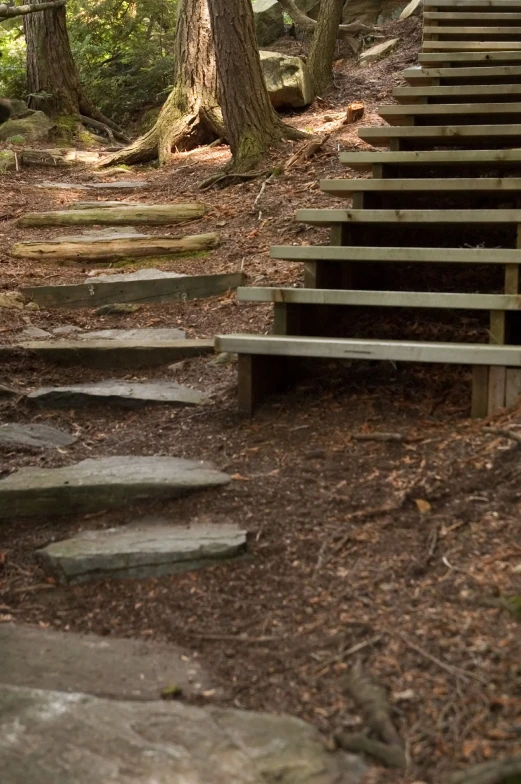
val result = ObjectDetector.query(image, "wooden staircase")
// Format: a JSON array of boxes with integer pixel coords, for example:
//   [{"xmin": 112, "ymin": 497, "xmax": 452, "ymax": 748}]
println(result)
[{"xmin": 216, "ymin": 0, "xmax": 521, "ymax": 416}]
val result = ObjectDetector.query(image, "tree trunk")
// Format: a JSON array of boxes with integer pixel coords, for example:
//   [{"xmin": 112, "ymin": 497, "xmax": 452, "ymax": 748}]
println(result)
[
  {"xmin": 99, "ymin": 0, "xmax": 224, "ymax": 167},
  {"xmin": 307, "ymin": 0, "xmax": 345, "ymax": 96},
  {"xmin": 23, "ymin": 0, "xmax": 121, "ymax": 133},
  {"xmin": 207, "ymin": 0, "xmax": 304, "ymax": 172}
]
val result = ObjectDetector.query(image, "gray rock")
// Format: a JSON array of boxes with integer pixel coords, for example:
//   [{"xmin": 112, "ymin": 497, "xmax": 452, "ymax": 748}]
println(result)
[
  {"xmin": 90, "ymin": 268, "xmax": 184, "ymax": 283},
  {"xmin": 36, "ymin": 522, "xmax": 247, "ymax": 583},
  {"xmin": 253, "ymin": 0, "xmax": 284, "ymax": 45},
  {"xmin": 0, "ymin": 423, "xmax": 76, "ymax": 449},
  {"xmin": 0, "ymin": 684, "xmax": 367, "ymax": 784},
  {"xmin": 0, "ymin": 111, "xmax": 53, "ymax": 142},
  {"xmin": 0, "ymin": 456, "xmax": 230, "ymax": 519},
  {"xmin": 21, "ymin": 326, "xmax": 52, "ymax": 339},
  {"xmin": 28, "ymin": 380, "xmax": 205, "ymax": 409},
  {"xmin": 359, "ymin": 38, "xmax": 400, "ymax": 66},
  {"xmin": 0, "ymin": 624, "xmax": 214, "ymax": 699},
  {"xmin": 208, "ymin": 352, "xmax": 238, "ymax": 366},
  {"xmin": 77, "ymin": 328, "xmax": 186, "ymax": 341},
  {"xmin": 52, "ymin": 325, "xmax": 83, "ymax": 336},
  {"xmin": 260, "ymin": 51, "xmax": 313, "ymax": 108}
]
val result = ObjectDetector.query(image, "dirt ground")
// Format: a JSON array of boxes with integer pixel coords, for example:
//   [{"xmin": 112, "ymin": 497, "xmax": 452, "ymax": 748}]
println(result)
[{"xmin": 1, "ymin": 19, "xmax": 521, "ymax": 783}]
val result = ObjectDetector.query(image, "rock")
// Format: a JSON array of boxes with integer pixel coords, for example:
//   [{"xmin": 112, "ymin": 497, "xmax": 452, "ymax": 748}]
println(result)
[
  {"xmin": 168, "ymin": 360, "xmax": 189, "ymax": 372},
  {"xmin": 0, "ymin": 455, "xmax": 230, "ymax": 518},
  {"xmin": 8, "ymin": 99, "xmax": 30, "ymax": 118},
  {"xmin": 0, "ymin": 684, "xmax": 367, "ymax": 784},
  {"xmin": 253, "ymin": 0, "xmax": 284, "ymax": 46},
  {"xmin": 0, "ymin": 624, "xmax": 214, "ymax": 699},
  {"xmin": 344, "ymin": 0, "xmax": 404, "ymax": 24},
  {"xmin": 359, "ymin": 38, "xmax": 400, "ymax": 66},
  {"xmin": 36, "ymin": 521, "xmax": 247, "ymax": 583},
  {"xmin": 52, "ymin": 325, "xmax": 83, "ymax": 336},
  {"xmin": 91, "ymin": 268, "xmax": 184, "ymax": 283},
  {"xmin": 94, "ymin": 303, "xmax": 142, "ymax": 315},
  {"xmin": 260, "ymin": 51, "xmax": 313, "ymax": 109},
  {"xmin": 28, "ymin": 380, "xmax": 205, "ymax": 409},
  {"xmin": 0, "ymin": 291, "xmax": 26, "ymax": 310},
  {"xmin": 0, "ymin": 423, "xmax": 76, "ymax": 449},
  {"xmin": 399, "ymin": 0, "xmax": 423, "ymax": 19},
  {"xmin": 208, "ymin": 352, "xmax": 237, "ymax": 366},
  {"xmin": 0, "ymin": 111, "xmax": 53, "ymax": 142},
  {"xmin": 21, "ymin": 326, "xmax": 52, "ymax": 339},
  {"xmin": 76, "ymin": 328, "xmax": 186, "ymax": 341},
  {"xmin": 0, "ymin": 150, "xmax": 16, "ymax": 172}
]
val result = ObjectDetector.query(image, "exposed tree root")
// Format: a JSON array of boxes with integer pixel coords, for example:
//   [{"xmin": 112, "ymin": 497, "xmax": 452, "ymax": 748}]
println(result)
[
  {"xmin": 447, "ymin": 757, "xmax": 521, "ymax": 784},
  {"xmin": 277, "ymin": 0, "xmax": 382, "ymax": 39}
]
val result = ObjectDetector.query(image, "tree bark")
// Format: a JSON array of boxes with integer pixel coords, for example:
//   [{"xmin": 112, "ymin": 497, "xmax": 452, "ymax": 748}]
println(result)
[
  {"xmin": 207, "ymin": 0, "xmax": 304, "ymax": 172},
  {"xmin": 23, "ymin": 0, "xmax": 121, "ymax": 133},
  {"xmin": 307, "ymin": 0, "xmax": 344, "ymax": 96},
  {"xmin": 98, "ymin": 0, "xmax": 224, "ymax": 167}
]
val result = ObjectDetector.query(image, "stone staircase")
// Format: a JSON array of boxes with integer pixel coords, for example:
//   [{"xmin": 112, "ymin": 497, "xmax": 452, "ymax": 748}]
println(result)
[{"xmin": 216, "ymin": 0, "xmax": 521, "ymax": 417}]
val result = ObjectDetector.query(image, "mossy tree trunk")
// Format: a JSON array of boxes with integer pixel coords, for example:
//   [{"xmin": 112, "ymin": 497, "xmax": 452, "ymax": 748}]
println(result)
[
  {"xmin": 207, "ymin": 0, "xmax": 305, "ymax": 173},
  {"xmin": 23, "ymin": 0, "xmax": 121, "ymax": 133},
  {"xmin": 307, "ymin": 0, "xmax": 345, "ymax": 96},
  {"xmin": 99, "ymin": 0, "xmax": 224, "ymax": 167}
]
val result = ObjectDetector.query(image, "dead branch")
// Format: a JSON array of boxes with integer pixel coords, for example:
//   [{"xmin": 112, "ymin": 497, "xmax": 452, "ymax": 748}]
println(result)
[
  {"xmin": 198, "ymin": 170, "xmax": 269, "ymax": 190},
  {"xmin": 0, "ymin": 0, "xmax": 65, "ymax": 19},
  {"xmin": 277, "ymin": 0, "xmax": 382, "ymax": 39},
  {"xmin": 352, "ymin": 432, "xmax": 405, "ymax": 442},
  {"xmin": 447, "ymin": 756, "xmax": 521, "ymax": 784},
  {"xmin": 396, "ymin": 633, "xmax": 486, "ymax": 683},
  {"xmin": 335, "ymin": 731, "xmax": 406, "ymax": 768},
  {"xmin": 346, "ymin": 660, "xmax": 402, "ymax": 747},
  {"xmin": 483, "ymin": 426, "xmax": 521, "ymax": 445},
  {"xmin": 285, "ymin": 134, "xmax": 329, "ymax": 171}
]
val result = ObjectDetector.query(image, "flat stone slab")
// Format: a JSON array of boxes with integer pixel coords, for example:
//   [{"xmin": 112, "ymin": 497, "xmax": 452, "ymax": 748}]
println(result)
[
  {"xmin": 76, "ymin": 328, "xmax": 186, "ymax": 341},
  {"xmin": 28, "ymin": 380, "xmax": 205, "ymax": 409},
  {"xmin": 9, "ymin": 338, "xmax": 214, "ymax": 368},
  {"xmin": 0, "ymin": 424, "xmax": 76, "ymax": 449},
  {"xmin": 0, "ymin": 456, "xmax": 230, "ymax": 519},
  {"xmin": 0, "ymin": 684, "xmax": 367, "ymax": 784},
  {"xmin": 359, "ymin": 38, "xmax": 400, "ymax": 66},
  {"xmin": 36, "ymin": 522, "xmax": 247, "ymax": 583},
  {"xmin": 0, "ymin": 624, "xmax": 214, "ymax": 699},
  {"xmin": 92, "ymin": 268, "xmax": 184, "ymax": 282},
  {"xmin": 33, "ymin": 180, "xmax": 149, "ymax": 190}
]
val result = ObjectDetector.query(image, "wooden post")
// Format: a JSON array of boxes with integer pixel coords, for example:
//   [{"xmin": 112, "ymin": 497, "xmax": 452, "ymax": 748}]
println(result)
[
  {"xmin": 472, "ymin": 366, "xmax": 489, "ymax": 418},
  {"xmin": 237, "ymin": 354, "xmax": 295, "ymax": 415}
]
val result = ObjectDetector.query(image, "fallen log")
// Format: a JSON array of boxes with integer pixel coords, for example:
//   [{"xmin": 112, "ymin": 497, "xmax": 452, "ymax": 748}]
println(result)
[
  {"xmin": 21, "ymin": 149, "xmax": 101, "ymax": 167},
  {"xmin": 11, "ymin": 231, "xmax": 219, "ymax": 261},
  {"xmin": 18, "ymin": 203, "xmax": 207, "ymax": 227}
]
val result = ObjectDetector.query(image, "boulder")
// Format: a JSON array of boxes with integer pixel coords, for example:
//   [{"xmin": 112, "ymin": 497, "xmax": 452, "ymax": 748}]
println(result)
[
  {"xmin": 9, "ymin": 99, "xmax": 30, "ymax": 118},
  {"xmin": 0, "ymin": 150, "xmax": 16, "ymax": 172},
  {"xmin": 343, "ymin": 0, "xmax": 406, "ymax": 24},
  {"xmin": 260, "ymin": 50, "xmax": 313, "ymax": 109},
  {"xmin": 253, "ymin": 0, "xmax": 284, "ymax": 46},
  {"xmin": 0, "ymin": 111, "xmax": 53, "ymax": 142},
  {"xmin": 0, "ymin": 684, "xmax": 368, "ymax": 784}
]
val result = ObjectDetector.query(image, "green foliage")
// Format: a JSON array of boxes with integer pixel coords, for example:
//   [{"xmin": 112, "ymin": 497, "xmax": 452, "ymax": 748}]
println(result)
[
  {"xmin": 68, "ymin": 0, "xmax": 178, "ymax": 124},
  {"xmin": 0, "ymin": 21, "xmax": 26, "ymax": 97}
]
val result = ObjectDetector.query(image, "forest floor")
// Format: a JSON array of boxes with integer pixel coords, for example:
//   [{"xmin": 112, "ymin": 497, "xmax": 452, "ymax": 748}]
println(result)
[{"xmin": 1, "ymin": 17, "xmax": 521, "ymax": 784}]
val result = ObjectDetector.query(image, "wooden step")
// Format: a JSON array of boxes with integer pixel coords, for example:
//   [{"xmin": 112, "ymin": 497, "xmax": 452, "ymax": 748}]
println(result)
[
  {"xmin": 270, "ymin": 245, "xmax": 521, "ymax": 264},
  {"xmin": 425, "ymin": 0, "xmax": 521, "ymax": 8},
  {"xmin": 294, "ymin": 208, "xmax": 521, "ymax": 226},
  {"xmin": 418, "ymin": 51, "xmax": 521, "ymax": 64},
  {"xmin": 403, "ymin": 65, "xmax": 521, "ymax": 82},
  {"xmin": 215, "ymin": 334, "xmax": 521, "ymax": 366},
  {"xmin": 320, "ymin": 177, "xmax": 521, "ymax": 197},
  {"xmin": 423, "ymin": 25, "xmax": 521, "ymax": 35},
  {"xmin": 378, "ymin": 101, "xmax": 521, "ymax": 123},
  {"xmin": 339, "ymin": 149, "xmax": 521, "ymax": 170},
  {"xmin": 357, "ymin": 123, "xmax": 521, "ymax": 147},
  {"xmin": 238, "ymin": 286, "xmax": 521, "ymax": 310},
  {"xmin": 425, "ymin": 11, "xmax": 521, "ymax": 19},
  {"xmin": 393, "ymin": 84, "xmax": 521, "ymax": 102},
  {"xmin": 423, "ymin": 42, "xmax": 521, "ymax": 52}
]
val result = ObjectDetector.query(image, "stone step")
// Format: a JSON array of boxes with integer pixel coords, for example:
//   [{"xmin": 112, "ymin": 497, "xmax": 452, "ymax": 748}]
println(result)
[
  {"xmin": 0, "ymin": 423, "xmax": 76, "ymax": 449},
  {"xmin": 0, "ymin": 684, "xmax": 367, "ymax": 784},
  {"xmin": 22, "ymin": 270, "xmax": 245, "ymax": 309},
  {"xmin": 28, "ymin": 380, "xmax": 205, "ymax": 409},
  {"xmin": 357, "ymin": 123, "xmax": 521, "ymax": 147},
  {"xmin": 339, "ymin": 148, "xmax": 521, "ymax": 170},
  {"xmin": 0, "ymin": 456, "xmax": 230, "ymax": 518},
  {"xmin": 4, "ymin": 337, "xmax": 214, "ymax": 369},
  {"xmin": 0, "ymin": 623, "xmax": 215, "ymax": 699},
  {"xmin": 36, "ymin": 521, "xmax": 247, "ymax": 584}
]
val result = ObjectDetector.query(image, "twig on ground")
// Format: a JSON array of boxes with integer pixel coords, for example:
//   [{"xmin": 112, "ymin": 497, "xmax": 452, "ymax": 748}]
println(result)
[
  {"xmin": 483, "ymin": 426, "xmax": 521, "ymax": 445},
  {"xmin": 253, "ymin": 172, "xmax": 274, "ymax": 207},
  {"xmin": 198, "ymin": 170, "xmax": 269, "ymax": 191},
  {"xmin": 313, "ymin": 636, "xmax": 383, "ymax": 678},
  {"xmin": 395, "ymin": 633, "xmax": 486, "ymax": 683}
]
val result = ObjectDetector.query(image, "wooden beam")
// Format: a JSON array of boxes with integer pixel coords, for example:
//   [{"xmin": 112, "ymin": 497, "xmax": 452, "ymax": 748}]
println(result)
[
  {"xmin": 321, "ymin": 178, "xmax": 521, "ymax": 196},
  {"xmin": 403, "ymin": 65, "xmax": 521, "ymax": 81},
  {"xmin": 393, "ymin": 84, "xmax": 521, "ymax": 100},
  {"xmin": 418, "ymin": 51, "xmax": 521, "ymax": 63},
  {"xmin": 339, "ymin": 149, "xmax": 521, "ymax": 170},
  {"xmin": 377, "ymin": 102, "xmax": 521, "ymax": 123},
  {"xmin": 271, "ymin": 245, "xmax": 521, "ymax": 263},
  {"xmin": 215, "ymin": 334, "xmax": 521, "ymax": 366},
  {"xmin": 295, "ymin": 208, "xmax": 521, "ymax": 226},
  {"xmin": 358, "ymin": 123, "xmax": 521, "ymax": 146},
  {"xmin": 422, "ymin": 41, "xmax": 521, "ymax": 51}
]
